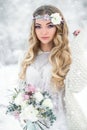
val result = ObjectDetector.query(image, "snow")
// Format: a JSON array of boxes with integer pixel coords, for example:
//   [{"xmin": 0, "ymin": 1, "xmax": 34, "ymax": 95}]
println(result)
[
  {"xmin": 0, "ymin": 0, "xmax": 87, "ymax": 65},
  {"xmin": 0, "ymin": 0, "xmax": 87, "ymax": 129},
  {"xmin": 0, "ymin": 65, "xmax": 22, "ymax": 130}
]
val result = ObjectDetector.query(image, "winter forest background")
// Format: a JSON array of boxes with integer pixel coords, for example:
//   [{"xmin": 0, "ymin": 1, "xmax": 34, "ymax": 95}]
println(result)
[
  {"xmin": 0, "ymin": 0, "xmax": 87, "ymax": 65},
  {"xmin": 0, "ymin": 0, "xmax": 87, "ymax": 130}
]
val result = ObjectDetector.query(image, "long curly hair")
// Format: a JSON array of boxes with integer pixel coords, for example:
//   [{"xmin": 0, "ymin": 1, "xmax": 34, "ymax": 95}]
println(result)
[{"xmin": 19, "ymin": 5, "xmax": 72, "ymax": 89}]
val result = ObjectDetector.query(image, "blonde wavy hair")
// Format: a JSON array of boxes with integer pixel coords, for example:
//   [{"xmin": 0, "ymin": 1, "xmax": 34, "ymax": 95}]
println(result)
[{"xmin": 19, "ymin": 5, "xmax": 72, "ymax": 89}]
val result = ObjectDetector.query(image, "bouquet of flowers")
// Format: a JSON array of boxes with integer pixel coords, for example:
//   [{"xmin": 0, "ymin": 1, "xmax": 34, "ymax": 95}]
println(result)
[{"xmin": 6, "ymin": 81, "xmax": 56, "ymax": 130}]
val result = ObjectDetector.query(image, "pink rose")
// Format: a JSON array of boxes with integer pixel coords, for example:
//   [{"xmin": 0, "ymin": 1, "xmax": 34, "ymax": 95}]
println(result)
[
  {"xmin": 25, "ymin": 84, "xmax": 36, "ymax": 93},
  {"xmin": 13, "ymin": 111, "xmax": 20, "ymax": 119},
  {"xmin": 23, "ymin": 94, "xmax": 30, "ymax": 100}
]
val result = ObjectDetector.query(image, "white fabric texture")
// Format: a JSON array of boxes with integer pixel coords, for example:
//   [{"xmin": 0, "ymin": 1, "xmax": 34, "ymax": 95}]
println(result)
[
  {"xmin": 25, "ymin": 51, "xmax": 68, "ymax": 130},
  {"xmin": 18, "ymin": 30, "xmax": 87, "ymax": 130},
  {"xmin": 65, "ymin": 31, "xmax": 87, "ymax": 130}
]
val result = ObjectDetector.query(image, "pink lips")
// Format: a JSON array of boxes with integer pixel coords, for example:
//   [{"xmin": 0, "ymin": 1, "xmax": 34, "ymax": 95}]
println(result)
[{"xmin": 41, "ymin": 37, "xmax": 49, "ymax": 39}]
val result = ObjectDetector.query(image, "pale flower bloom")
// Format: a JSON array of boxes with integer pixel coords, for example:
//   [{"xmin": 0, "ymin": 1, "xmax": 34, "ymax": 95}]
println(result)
[
  {"xmin": 42, "ymin": 98, "xmax": 53, "ymax": 109},
  {"xmin": 34, "ymin": 92, "xmax": 44, "ymax": 102},
  {"xmin": 25, "ymin": 84, "xmax": 35, "ymax": 93},
  {"xmin": 20, "ymin": 105, "xmax": 39, "ymax": 122},
  {"xmin": 21, "ymin": 100, "xmax": 28, "ymax": 109},
  {"xmin": 23, "ymin": 94, "xmax": 30, "ymax": 100},
  {"xmin": 51, "ymin": 13, "xmax": 62, "ymax": 25},
  {"xmin": 13, "ymin": 111, "xmax": 20, "ymax": 119}
]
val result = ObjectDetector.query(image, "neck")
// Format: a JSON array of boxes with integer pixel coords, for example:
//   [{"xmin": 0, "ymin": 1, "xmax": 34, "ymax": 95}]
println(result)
[{"xmin": 40, "ymin": 42, "xmax": 53, "ymax": 52}]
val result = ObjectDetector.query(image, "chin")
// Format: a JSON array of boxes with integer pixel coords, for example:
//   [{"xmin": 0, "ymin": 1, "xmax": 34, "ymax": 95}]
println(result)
[{"xmin": 40, "ymin": 40, "xmax": 51, "ymax": 44}]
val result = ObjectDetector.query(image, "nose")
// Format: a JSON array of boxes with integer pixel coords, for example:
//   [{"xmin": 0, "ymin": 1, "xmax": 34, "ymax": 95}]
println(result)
[{"xmin": 41, "ymin": 27, "xmax": 48, "ymax": 35}]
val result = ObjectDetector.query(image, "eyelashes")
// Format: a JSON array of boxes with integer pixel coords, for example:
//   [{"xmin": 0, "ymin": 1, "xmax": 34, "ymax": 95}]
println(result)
[
  {"xmin": 48, "ymin": 24, "xmax": 55, "ymax": 28},
  {"xmin": 35, "ymin": 25, "xmax": 41, "ymax": 29},
  {"xmin": 35, "ymin": 24, "xmax": 55, "ymax": 29}
]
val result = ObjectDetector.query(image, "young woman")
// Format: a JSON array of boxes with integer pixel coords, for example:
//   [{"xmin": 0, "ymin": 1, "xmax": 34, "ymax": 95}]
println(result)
[{"xmin": 19, "ymin": 5, "xmax": 87, "ymax": 130}]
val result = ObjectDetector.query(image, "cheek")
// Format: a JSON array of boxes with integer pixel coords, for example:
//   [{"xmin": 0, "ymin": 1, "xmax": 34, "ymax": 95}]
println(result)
[
  {"xmin": 35, "ymin": 30, "xmax": 40, "ymax": 37},
  {"xmin": 50, "ymin": 29, "xmax": 56, "ymax": 37}
]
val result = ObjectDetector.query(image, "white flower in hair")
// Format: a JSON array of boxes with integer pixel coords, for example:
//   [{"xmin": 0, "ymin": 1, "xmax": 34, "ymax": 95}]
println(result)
[{"xmin": 50, "ymin": 13, "xmax": 62, "ymax": 25}]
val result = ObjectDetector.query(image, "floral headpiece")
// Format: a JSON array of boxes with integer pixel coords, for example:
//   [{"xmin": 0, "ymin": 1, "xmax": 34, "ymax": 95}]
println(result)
[{"xmin": 33, "ymin": 13, "xmax": 63, "ymax": 25}]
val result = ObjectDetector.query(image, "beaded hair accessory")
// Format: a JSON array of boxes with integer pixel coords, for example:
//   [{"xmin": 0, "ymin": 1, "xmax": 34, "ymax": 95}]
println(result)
[{"xmin": 33, "ymin": 13, "xmax": 63, "ymax": 25}]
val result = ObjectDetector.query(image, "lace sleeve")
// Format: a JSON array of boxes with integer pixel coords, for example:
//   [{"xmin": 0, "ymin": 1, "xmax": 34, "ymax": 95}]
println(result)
[{"xmin": 65, "ymin": 30, "xmax": 87, "ymax": 92}]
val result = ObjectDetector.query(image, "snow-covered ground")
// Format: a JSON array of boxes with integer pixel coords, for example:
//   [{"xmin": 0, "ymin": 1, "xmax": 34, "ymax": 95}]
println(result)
[{"xmin": 0, "ymin": 64, "xmax": 87, "ymax": 130}]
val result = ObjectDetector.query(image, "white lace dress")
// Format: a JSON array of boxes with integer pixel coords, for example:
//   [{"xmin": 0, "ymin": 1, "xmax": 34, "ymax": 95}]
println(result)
[{"xmin": 25, "ymin": 50, "xmax": 68, "ymax": 130}]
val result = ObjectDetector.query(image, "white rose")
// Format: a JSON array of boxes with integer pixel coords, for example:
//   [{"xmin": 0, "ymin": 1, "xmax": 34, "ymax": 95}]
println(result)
[
  {"xmin": 34, "ymin": 92, "xmax": 44, "ymax": 102},
  {"xmin": 20, "ymin": 105, "xmax": 39, "ymax": 122},
  {"xmin": 14, "ymin": 93, "xmax": 23, "ymax": 106},
  {"xmin": 42, "ymin": 98, "xmax": 53, "ymax": 109},
  {"xmin": 51, "ymin": 13, "xmax": 62, "ymax": 25},
  {"xmin": 21, "ymin": 101, "xmax": 28, "ymax": 110}
]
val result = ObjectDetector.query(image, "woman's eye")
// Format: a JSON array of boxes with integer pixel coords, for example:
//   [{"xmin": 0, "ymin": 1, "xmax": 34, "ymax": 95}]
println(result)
[
  {"xmin": 35, "ymin": 26, "xmax": 41, "ymax": 29},
  {"xmin": 48, "ymin": 24, "xmax": 55, "ymax": 28}
]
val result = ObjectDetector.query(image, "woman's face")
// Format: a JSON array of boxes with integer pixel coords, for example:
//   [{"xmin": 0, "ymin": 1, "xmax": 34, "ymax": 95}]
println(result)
[{"xmin": 34, "ymin": 19, "xmax": 56, "ymax": 45}]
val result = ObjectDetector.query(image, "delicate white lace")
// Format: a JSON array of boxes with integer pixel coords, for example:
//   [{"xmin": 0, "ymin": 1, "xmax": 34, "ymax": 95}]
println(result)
[{"xmin": 25, "ymin": 51, "xmax": 68, "ymax": 130}]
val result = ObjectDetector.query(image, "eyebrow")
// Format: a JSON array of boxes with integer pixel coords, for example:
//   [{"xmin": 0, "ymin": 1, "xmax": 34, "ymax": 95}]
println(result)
[{"xmin": 35, "ymin": 22, "xmax": 53, "ymax": 25}]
